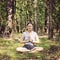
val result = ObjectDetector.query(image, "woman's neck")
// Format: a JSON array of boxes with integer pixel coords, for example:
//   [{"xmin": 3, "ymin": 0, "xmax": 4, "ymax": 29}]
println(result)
[{"xmin": 28, "ymin": 30, "xmax": 33, "ymax": 33}]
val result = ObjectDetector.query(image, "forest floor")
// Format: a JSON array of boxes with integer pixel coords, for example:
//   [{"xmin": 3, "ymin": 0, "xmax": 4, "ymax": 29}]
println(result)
[{"xmin": 0, "ymin": 35, "xmax": 60, "ymax": 60}]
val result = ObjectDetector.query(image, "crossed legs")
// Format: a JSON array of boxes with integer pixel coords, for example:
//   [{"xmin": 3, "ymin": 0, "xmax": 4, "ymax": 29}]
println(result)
[{"xmin": 16, "ymin": 47, "xmax": 43, "ymax": 53}]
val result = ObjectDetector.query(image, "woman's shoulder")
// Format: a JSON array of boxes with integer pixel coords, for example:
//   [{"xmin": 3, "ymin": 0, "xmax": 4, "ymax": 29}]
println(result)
[
  {"xmin": 23, "ymin": 31, "xmax": 27, "ymax": 34},
  {"xmin": 32, "ymin": 31, "xmax": 37, "ymax": 35}
]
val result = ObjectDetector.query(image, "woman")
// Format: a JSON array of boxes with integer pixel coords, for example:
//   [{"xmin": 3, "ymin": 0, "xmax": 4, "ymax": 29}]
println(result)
[{"xmin": 16, "ymin": 23, "xmax": 43, "ymax": 53}]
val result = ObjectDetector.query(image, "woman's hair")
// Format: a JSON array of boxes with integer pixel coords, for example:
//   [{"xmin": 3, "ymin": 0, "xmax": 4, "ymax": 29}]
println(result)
[{"xmin": 27, "ymin": 22, "xmax": 33, "ymax": 26}]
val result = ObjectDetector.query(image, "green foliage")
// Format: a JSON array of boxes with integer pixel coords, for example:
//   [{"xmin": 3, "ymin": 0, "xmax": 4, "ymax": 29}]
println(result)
[
  {"xmin": 14, "ymin": 0, "xmax": 45, "ymax": 29},
  {"xmin": 0, "ymin": 0, "xmax": 6, "ymax": 22},
  {"xmin": 0, "ymin": 0, "xmax": 59, "ymax": 32},
  {"xmin": 53, "ymin": 0, "xmax": 60, "ymax": 28},
  {"xmin": 37, "ymin": 0, "xmax": 45, "ymax": 28}
]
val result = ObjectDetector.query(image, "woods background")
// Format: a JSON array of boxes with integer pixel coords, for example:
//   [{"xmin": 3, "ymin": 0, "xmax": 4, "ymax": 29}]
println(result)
[
  {"xmin": 0, "ymin": 0, "xmax": 60, "ymax": 40},
  {"xmin": 0, "ymin": 0, "xmax": 60, "ymax": 60}
]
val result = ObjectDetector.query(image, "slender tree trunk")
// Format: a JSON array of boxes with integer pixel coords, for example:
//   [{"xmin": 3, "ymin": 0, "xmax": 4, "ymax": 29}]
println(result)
[
  {"xmin": 48, "ymin": 0, "xmax": 54, "ymax": 39},
  {"xmin": 0, "ymin": 1, "xmax": 1, "ymax": 23},
  {"xmin": 0, "ymin": 19, "xmax": 2, "ymax": 35},
  {"xmin": 34, "ymin": 0, "xmax": 37, "ymax": 32},
  {"xmin": 0, "ymin": 2, "xmax": 1, "ymax": 33},
  {"xmin": 12, "ymin": 0, "xmax": 17, "ymax": 33},
  {"xmin": 20, "ymin": 0, "xmax": 23, "ymax": 33},
  {"xmin": 45, "ymin": 0, "xmax": 48, "ymax": 33},
  {"xmin": 57, "ymin": 7, "xmax": 60, "ymax": 40},
  {"xmin": 58, "ymin": 2, "xmax": 60, "ymax": 33}
]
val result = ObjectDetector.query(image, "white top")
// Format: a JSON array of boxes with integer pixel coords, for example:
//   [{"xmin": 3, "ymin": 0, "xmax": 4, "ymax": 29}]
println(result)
[{"xmin": 23, "ymin": 31, "xmax": 39, "ymax": 42}]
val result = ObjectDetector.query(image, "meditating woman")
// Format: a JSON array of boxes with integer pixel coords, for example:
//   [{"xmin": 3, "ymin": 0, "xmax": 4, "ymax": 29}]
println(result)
[{"xmin": 16, "ymin": 23, "xmax": 43, "ymax": 53}]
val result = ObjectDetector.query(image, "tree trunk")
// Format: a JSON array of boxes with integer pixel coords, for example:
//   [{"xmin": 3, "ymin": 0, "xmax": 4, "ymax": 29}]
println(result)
[
  {"xmin": 20, "ymin": 0, "xmax": 23, "ymax": 33},
  {"xmin": 44, "ymin": 0, "xmax": 48, "ymax": 33},
  {"xmin": 48, "ymin": 0, "xmax": 54, "ymax": 39},
  {"xmin": 4, "ymin": 0, "xmax": 15, "ymax": 37},
  {"xmin": 0, "ymin": 18, "xmax": 2, "ymax": 35},
  {"xmin": 0, "ymin": 1, "xmax": 1, "ymax": 34},
  {"xmin": 34, "ymin": 0, "xmax": 37, "ymax": 32},
  {"xmin": 12, "ymin": 0, "xmax": 17, "ymax": 33}
]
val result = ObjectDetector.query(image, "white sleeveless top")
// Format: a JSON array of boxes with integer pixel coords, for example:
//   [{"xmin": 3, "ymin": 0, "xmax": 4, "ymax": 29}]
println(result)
[
  {"xmin": 23, "ymin": 31, "xmax": 37, "ymax": 42},
  {"xmin": 23, "ymin": 31, "xmax": 38, "ymax": 45}
]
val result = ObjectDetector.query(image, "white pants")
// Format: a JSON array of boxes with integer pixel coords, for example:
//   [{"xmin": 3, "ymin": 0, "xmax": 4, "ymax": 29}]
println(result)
[{"xmin": 16, "ymin": 47, "xmax": 43, "ymax": 53}]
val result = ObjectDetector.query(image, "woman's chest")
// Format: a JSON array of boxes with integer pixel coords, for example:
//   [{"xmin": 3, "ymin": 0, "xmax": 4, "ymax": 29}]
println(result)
[{"xmin": 24, "ymin": 32, "xmax": 36, "ymax": 40}]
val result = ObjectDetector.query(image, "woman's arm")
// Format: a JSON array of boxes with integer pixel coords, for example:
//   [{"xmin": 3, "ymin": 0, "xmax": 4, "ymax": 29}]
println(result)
[
  {"xmin": 29, "ymin": 33, "xmax": 40, "ymax": 44},
  {"xmin": 32, "ymin": 33, "xmax": 40, "ymax": 44},
  {"xmin": 19, "ymin": 34, "xmax": 29, "ymax": 43}
]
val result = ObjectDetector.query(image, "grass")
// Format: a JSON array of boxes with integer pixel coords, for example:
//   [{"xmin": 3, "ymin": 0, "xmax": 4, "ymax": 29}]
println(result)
[{"xmin": 0, "ymin": 37, "xmax": 60, "ymax": 60}]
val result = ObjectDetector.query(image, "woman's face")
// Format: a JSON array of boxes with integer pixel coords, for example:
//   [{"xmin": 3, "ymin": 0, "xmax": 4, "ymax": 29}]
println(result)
[{"xmin": 27, "ymin": 24, "xmax": 33, "ymax": 31}]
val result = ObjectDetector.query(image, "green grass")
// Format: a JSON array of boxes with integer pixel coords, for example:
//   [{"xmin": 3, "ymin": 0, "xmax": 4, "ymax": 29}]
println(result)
[{"xmin": 0, "ymin": 38, "xmax": 60, "ymax": 60}]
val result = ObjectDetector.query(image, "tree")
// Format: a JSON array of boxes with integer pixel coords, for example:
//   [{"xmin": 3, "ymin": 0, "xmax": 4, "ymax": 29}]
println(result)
[
  {"xmin": 34, "ymin": 0, "xmax": 37, "ymax": 32},
  {"xmin": 44, "ymin": 0, "xmax": 48, "ymax": 33},
  {"xmin": 20, "ymin": 0, "xmax": 23, "ymax": 33},
  {"xmin": 4, "ymin": 0, "xmax": 16, "ymax": 37},
  {"xmin": 48, "ymin": 0, "xmax": 54, "ymax": 39}
]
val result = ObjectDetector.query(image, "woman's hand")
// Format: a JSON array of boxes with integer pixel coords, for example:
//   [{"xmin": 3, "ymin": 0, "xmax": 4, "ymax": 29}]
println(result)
[{"xmin": 29, "ymin": 39, "xmax": 33, "ymax": 43}]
